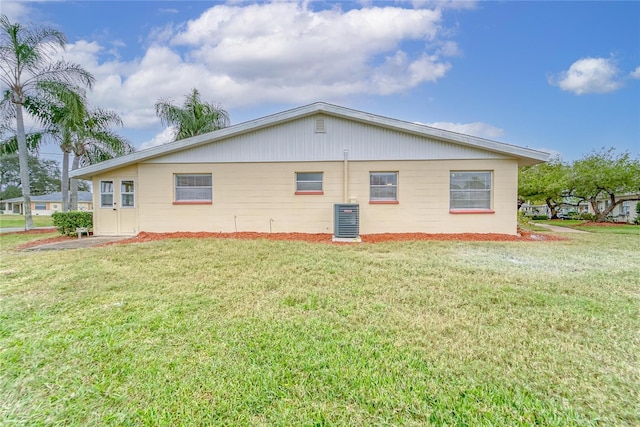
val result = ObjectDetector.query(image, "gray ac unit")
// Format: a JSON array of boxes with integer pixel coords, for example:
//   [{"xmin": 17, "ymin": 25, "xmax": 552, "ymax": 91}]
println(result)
[{"xmin": 334, "ymin": 204, "xmax": 360, "ymax": 238}]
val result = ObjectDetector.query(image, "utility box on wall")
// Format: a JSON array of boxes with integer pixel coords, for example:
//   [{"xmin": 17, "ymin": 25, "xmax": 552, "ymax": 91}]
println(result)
[{"xmin": 333, "ymin": 204, "xmax": 360, "ymax": 241}]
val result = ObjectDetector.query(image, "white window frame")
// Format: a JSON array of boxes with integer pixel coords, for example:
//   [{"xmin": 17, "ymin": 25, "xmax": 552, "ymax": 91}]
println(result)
[
  {"xmin": 100, "ymin": 180, "xmax": 114, "ymax": 208},
  {"xmin": 34, "ymin": 202, "xmax": 46, "ymax": 210},
  {"xmin": 450, "ymin": 171, "xmax": 493, "ymax": 212},
  {"xmin": 295, "ymin": 172, "xmax": 323, "ymax": 194},
  {"xmin": 370, "ymin": 172, "xmax": 398, "ymax": 203},
  {"xmin": 621, "ymin": 201, "xmax": 630, "ymax": 215},
  {"xmin": 121, "ymin": 180, "xmax": 135, "ymax": 208},
  {"xmin": 174, "ymin": 174, "xmax": 212, "ymax": 203}
]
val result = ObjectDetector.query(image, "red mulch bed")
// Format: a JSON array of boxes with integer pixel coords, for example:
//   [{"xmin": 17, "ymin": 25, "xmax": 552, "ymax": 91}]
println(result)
[
  {"xmin": 97, "ymin": 230, "xmax": 565, "ymax": 247},
  {"xmin": 8, "ymin": 228, "xmax": 566, "ymax": 250},
  {"xmin": 7, "ymin": 229, "xmax": 80, "ymax": 250},
  {"xmin": 14, "ymin": 235, "xmax": 75, "ymax": 249}
]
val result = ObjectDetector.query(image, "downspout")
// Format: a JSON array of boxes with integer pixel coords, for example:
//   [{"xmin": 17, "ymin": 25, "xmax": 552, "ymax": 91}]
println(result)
[{"xmin": 343, "ymin": 149, "xmax": 349, "ymax": 203}]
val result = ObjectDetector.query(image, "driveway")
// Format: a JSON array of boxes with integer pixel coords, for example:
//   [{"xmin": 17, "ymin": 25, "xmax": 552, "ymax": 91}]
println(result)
[
  {"xmin": 22, "ymin": 235, "xmax": 130, "ymax": 251},
  {"xmin": 532, "ymin": 223, "xmax": 589, "ymax": 234}
]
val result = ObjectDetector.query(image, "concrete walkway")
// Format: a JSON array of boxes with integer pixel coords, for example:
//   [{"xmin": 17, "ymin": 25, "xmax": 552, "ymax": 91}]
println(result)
[
  {"xmin": 23, "ymin": 236, "xmax": 130, "ymax": 251},
  {"xmin": 532, "ymin": 223, "xmax": 590, "ymax": 233}
]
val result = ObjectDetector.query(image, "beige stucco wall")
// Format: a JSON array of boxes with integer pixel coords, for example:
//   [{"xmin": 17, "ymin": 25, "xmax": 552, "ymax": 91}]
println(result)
[{"xmin": 92, "ymin": 159, "xmax": 519, "ymax": 236}]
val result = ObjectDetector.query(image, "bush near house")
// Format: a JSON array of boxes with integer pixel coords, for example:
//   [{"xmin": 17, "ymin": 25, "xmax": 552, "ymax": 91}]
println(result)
[
  {"xmin": 576, "ymin": 212, "xmax": 596, "ymax": 221},
  {"xmin": 51, "ymin": 211, "xmax": 93, "ymax": 236}
]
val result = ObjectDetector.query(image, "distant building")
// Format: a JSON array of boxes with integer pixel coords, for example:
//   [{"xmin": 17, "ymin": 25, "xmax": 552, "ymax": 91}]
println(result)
[
  {"xmin": 0, "ymin": 191, "xmax": 93, "ymax": 215},
  {"xmin": 588, "ymin": 194, "xmax": 639, "ymax": 223}
]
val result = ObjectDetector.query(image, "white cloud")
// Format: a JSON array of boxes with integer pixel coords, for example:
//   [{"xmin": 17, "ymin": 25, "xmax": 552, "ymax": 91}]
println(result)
[
  {"xmin": 1, "ymin": 1, "xmax": 33, "ymax": 23},
  {"xmin": 139, "ymin": 126, "xmax": 176, "ymax": 150},
  {"xmin": 550, "ymin": 57, "xmax": 622, "ymax": 95},
  {"xmin": 630, "ymin": 66, "xmax": 640, "ymax": 79},
  {"xmin": 47, "ymin": 2, "xmax": 460, "ymax": 147},
  {"xmin": 425, "ymin": 121, "xmax": 505, "ymax": 139}
]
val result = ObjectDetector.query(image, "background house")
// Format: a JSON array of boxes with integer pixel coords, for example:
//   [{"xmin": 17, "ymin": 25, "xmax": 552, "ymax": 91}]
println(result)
[
  {"xmin": 70, "ymin": 103, "xmax": 549, "ymax": 237},
  {"xmin": 589, "ymin": 194, "xmax": 639, "ymax": 223},
  {"xmin": 0, "ymin": 191, "xmax": 93, "ymax": 215}
]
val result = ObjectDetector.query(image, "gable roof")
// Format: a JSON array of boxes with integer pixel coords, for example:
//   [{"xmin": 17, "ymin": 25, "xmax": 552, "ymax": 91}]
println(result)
[{"xmin": 71, "ymin": 102, "xmax": 549, "ymax": 179}]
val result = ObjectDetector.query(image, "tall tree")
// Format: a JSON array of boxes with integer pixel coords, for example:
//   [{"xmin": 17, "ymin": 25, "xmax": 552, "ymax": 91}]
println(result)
[
  {"xmin": 16, "ymin": 86, "xmax": 87, "ymax": 211},
  {"xmin": 518, "ymin": 157, "xmax": 572, "ymax": 219},
  {"xmin": 68, "ymin": 107, "xmax": 134, "ymax": 210},
  {"xmin": 0, "ymin": 15, "xmax": 94, "ymax": 228},
  {"xmin": 0, "ymin": 153, "xmax": 61, "ymax": 199},
  {"xmin": 155, "ymin": 88, "xmax": 230, "ymax": 141},
  {"xmin": 570, "ymin": 148, "xmax": 640, "ymax": 222}
]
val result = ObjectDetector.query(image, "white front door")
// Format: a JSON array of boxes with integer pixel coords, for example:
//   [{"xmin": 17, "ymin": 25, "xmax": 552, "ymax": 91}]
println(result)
[{"xmin": 97, "ymin": 179, "xmax": 137, "ymax": 235}]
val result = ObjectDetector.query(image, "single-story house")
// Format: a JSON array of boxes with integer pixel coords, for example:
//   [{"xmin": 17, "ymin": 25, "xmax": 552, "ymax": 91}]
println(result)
[
  {"xmin": 70, "ymin": 102, "xmax": 550, "ymax": 237},
  {"xmin": 0, "ymin": 191, "xmax": 93, "ymax": 215},
  {"xmin": 520, "ymin": 201, "xmax": 590, "ymax": 219},
  {"xmin": 589, "ymin": 194, "xmax": 639, "ymax": 223}
]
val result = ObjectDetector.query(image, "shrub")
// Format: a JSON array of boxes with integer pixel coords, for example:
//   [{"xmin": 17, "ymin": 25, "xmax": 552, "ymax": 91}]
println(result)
[
  {"xmin": 529, "ymin": 215, "xmax": 549, "ymax": 220},
  {"xmin": 51, "ymin": 211, "xmax": 93, "ymax": 236},
  {"xmin": 577, "ymin": 212, "xmax": 596, "ymax": 221}
]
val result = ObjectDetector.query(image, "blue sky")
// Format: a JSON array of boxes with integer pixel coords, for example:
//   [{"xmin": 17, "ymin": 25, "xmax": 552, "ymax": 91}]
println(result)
[{"xmin": 3, "ymin": 1, "xmax": 639, "ymax": 162}]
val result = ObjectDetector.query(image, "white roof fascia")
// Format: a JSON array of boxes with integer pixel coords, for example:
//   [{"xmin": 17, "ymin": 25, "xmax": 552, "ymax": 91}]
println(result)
[
  {"xmin": 70, "ymin": 103, "xmax": 325, "ymax": 179},
  {"xmin": 317, "ymin": 103, "xmax": 550, "ymax": 166},
  {"xmin": 70, "ymin": 102, "xmax": 549, "ymax": 179}
]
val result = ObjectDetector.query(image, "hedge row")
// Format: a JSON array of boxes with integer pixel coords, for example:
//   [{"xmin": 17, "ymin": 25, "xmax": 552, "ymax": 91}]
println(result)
[{"xmin": 51, "ymin": 211, "xmax": 93, "ymax": 236}]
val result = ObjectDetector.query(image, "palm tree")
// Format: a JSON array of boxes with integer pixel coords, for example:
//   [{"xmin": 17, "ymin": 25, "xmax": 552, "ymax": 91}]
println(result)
[
  {"xmin": 23, "ymin": 86, "xmax": 88, "ymax": 211},
  {"xmin": 0, "ymin": 15, "xmax": 94, "ymax": 229},
  {"xmin": 68, "ymin": 107, "xmax": 134, "ymax": 210},
  {"xmin": 155, "ymin": 88, "xmax": 230, "ymax": 141}
]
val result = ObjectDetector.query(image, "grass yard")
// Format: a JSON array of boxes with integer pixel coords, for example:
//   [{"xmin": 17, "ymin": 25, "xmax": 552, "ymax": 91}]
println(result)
[
  {"xmin": 574, "ymin": 224, "xmax": 640, "ymax": 235},
  {"xmin": 534, "ymin": 219, "xmax": 640, "ymax": 235},
  {"xmin": 1, "ymin": 232, "xmax": 638, "ymax": 426},
  {"xmin": 0, "ymin": 214, "xmax": 53, "ymax": 229}
]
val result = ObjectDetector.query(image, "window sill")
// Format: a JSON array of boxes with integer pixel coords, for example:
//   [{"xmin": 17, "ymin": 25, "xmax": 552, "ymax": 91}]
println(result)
[
  {"xmin": 173, "ymin": 201, "xmax": 213, "ymax": 205},
  {"xmin": 449, "ymin": 209, "xmax": 495, "ymax": 214},
  {"xmin": 370, "ymin": 200, "xmax": 399, "ymax": 204},
  {"xmin": 295, "ymin": 191, "xmax": 324, "ymax": 195}
]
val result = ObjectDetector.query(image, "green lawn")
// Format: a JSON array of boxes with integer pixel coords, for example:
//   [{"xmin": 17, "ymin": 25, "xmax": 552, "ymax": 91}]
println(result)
[
  {"xmin": 0, "ymin": 214, "xmax": 53, "ymax": 229},
  {"xmin": 535, "ymin": 219, "xmax": 586, "ymax": 227},
  {"xmin": 1, "ymin": 232, "xmax": 638, "ymax": 426},
  {"xmin": 534, "ymin": 219, "xmax": 640, "ymax": 235}
]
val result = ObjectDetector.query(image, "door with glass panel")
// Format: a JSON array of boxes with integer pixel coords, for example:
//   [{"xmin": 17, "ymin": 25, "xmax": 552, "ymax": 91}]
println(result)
[{"xmin": 98, "ymin": 179, "xmax": 137, "ymax": 235}]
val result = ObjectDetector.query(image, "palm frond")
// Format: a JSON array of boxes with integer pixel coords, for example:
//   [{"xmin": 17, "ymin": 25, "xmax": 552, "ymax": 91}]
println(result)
[{"xmin": 155, "ymin": 87, "xmax": 230, "ymax": 142}]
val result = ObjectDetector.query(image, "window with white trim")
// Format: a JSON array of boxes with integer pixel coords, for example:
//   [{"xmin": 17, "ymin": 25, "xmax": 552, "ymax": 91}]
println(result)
[
  {"xmin": 296, "ymin": 172, "xmax": 323, "ymax": 193},
  {"xmin": 34, "ymin": 202, "xmax": 46, "ymax": 210},
  {"xmin": 621, "ymin": 201, "xmax": 630, "ymax": 215},
  {"xmin": 370, "ymin": 172, "xmax": 398, "ymax": 202},
  {"xmin": 450, "ymin": 171, "xmax": 492, "ymax": 210},
  {"xmin": 121, "ymin": 180, "xmax": 135, "ymax": 207},
  {"xmin": 175, "ymin": 174, "xmax": 212, "ymax": 202},
  {"xmin": 100, "ymin": 180, "xmax": 114, "ymax": 207}
]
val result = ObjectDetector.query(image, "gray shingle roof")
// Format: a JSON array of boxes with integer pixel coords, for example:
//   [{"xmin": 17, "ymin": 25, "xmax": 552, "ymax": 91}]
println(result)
[{"xmin": 0, "ymin": 191, "xmax": 92, "ymax": 203}]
